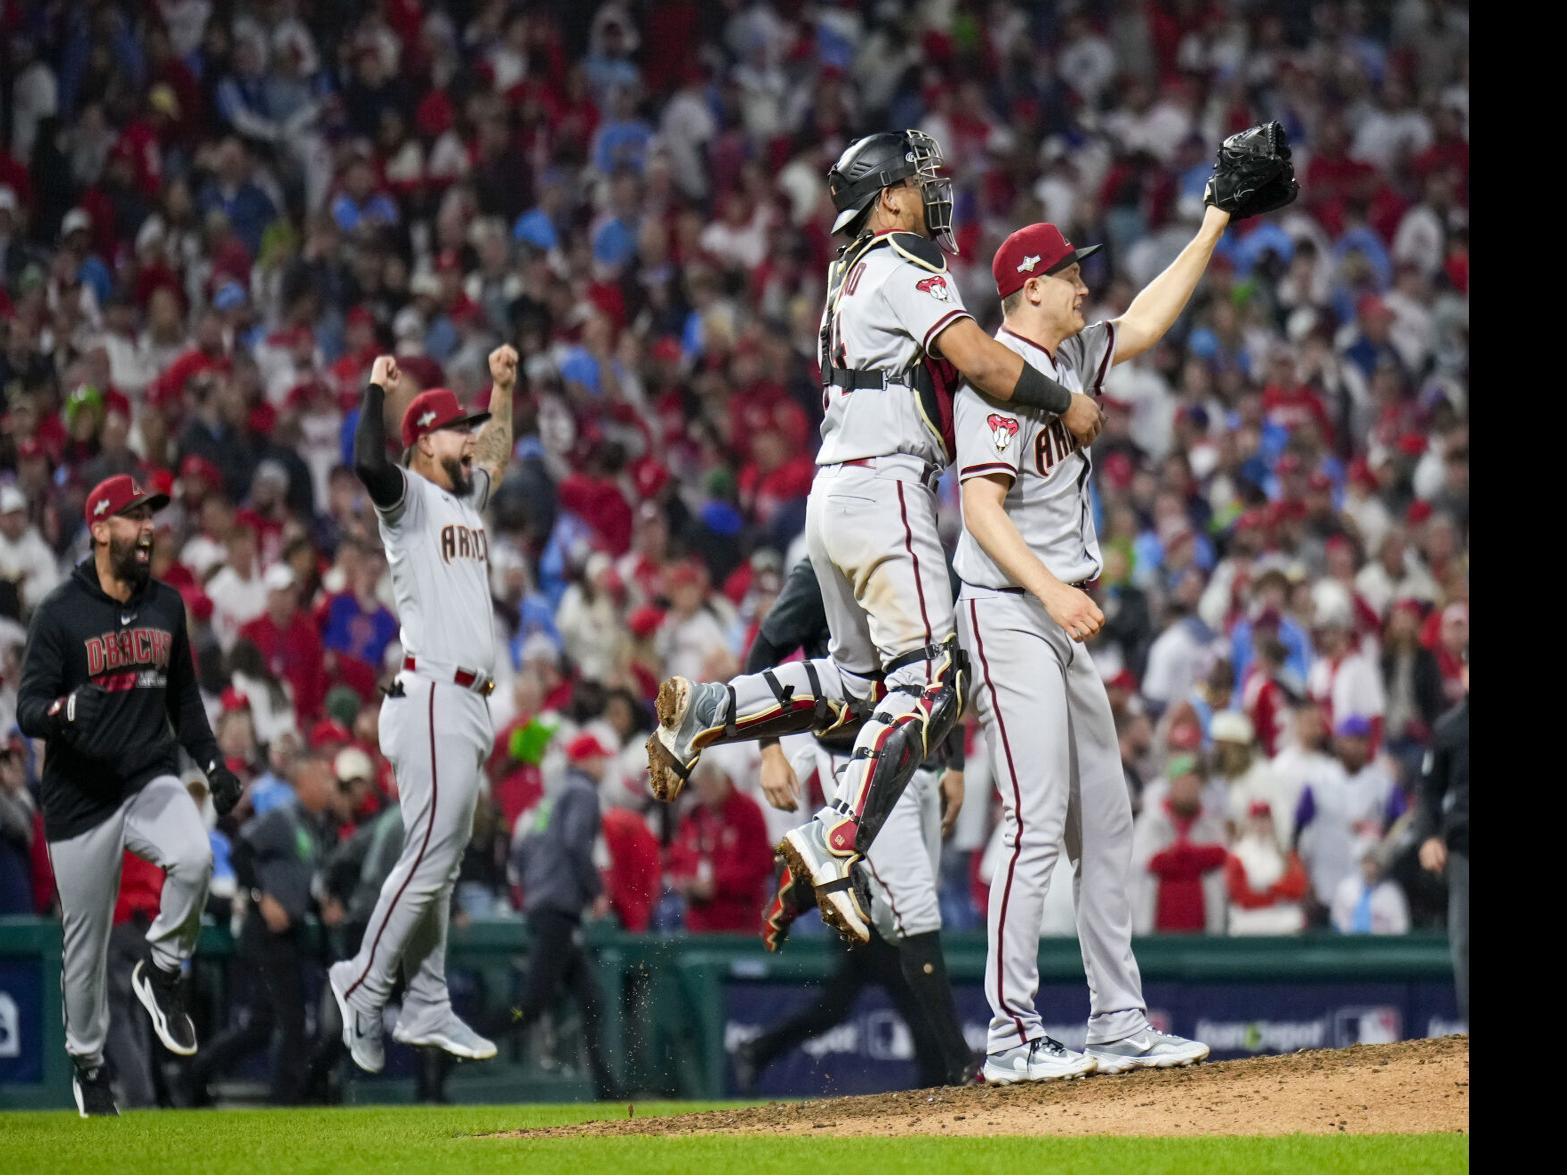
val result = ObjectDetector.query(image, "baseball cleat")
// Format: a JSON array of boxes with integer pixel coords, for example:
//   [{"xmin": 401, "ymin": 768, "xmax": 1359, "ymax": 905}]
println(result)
[
  {"xmin": 329, "ymin": 960, "xmax": 386, "ymax": 1074},
  {"xmin": 1086, "ymin": 1029, "xmax": 1210, "ymax": 1073},
  {"xmin": 778, "ymin": 821, "xmax": 870, "ymax": 946},
  {"xmin": 72, "ymin": 1063, "xmax": 119, "ymax": 1117},
  {"xmin": 761, "ymin": 860, "xmax": 816, "ymax": 952},
  {"xmin": 645, "ymin": 677, "xmax": 727, "ymax": 802},
  {"xmin": 392, "ymin": 1010, "xmax": 497, "ymax": 1062},
  {"xmin": 982, "ymin": 1036, "xmax": 1097, "ymax": 1084},
  {"xmin": 131, "ymin": 957, "xmax": 197, "ymax": 1056}
]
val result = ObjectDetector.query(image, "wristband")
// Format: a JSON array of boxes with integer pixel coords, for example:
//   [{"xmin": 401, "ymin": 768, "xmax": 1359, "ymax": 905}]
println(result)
[{"xmin": 1009, "ymin": 363, "xmax": 1074, "ymax": 415}]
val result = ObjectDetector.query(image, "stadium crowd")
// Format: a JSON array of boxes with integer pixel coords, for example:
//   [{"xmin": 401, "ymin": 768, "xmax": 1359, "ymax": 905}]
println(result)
[{"xmin": 0, "ymin": 0, "xmax": 1468, "ymax": 1094}]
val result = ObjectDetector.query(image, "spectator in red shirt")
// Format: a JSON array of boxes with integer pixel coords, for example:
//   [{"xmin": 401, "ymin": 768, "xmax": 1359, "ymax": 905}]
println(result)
[
  {"xmin": 601, "ymin": 807, "xmax": 661, "ymax": 933},
  {"xmin": 1133, "ymin": 757, "xmax": 1229, "ymax": 934},
  {"xmin": 738, "ymin": 430, "xmax": 814, "ymax": 530},
  {"xmin": 1241, "ymin": 632, "xmax": 1290, "ymax": 758},
  {"xmin": 667, "ymin": 761, "xmax": 772, "ymax": 934},
  {"xmin": 240, "ymin": 562, "xmax": 327, "ymax": 723},
  {"xmin": 557, "ymin": 446, "xmax": 633, "ymax": 556}
]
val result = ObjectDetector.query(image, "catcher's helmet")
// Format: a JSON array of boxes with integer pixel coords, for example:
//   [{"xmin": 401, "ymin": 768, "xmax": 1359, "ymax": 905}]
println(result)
[{"xmin": 827, "ymin": 130, "xmax": 957, "ymax": 254}]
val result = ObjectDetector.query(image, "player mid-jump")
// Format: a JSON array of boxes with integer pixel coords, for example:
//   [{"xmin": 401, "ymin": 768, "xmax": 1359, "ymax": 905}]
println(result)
[
  {"xmin": 329, "ymin": 346, "xmax": 517, "ymax": 1073},
  {"xmin": 646, "ymin": 129, "xmax": 1104, "ymax": 944},
  {"xmin": 19, "ymin": 475, "xmax": 244, "ymax": 1116},
  {"xmin": 956, "ymin": 124, "xmax": 1297, "ymax": 1084}
]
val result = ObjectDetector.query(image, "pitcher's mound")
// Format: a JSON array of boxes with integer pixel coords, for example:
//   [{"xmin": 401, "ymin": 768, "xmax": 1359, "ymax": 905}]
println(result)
[{"xmin": 519, "ymin": 1035, "xmax": 1468, "ymax": 1139}]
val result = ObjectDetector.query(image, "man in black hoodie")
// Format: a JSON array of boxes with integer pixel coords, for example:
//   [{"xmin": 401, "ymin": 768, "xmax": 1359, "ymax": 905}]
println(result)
[{"xmin": 17, "ymin": 475, "xmax": 243, "ymax": 1117}]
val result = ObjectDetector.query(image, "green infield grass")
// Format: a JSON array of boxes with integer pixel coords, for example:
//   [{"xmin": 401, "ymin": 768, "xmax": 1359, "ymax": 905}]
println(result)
[{"xmin": 0, "ymin": 1103, "xmax": 1468, "ymax": 1174}]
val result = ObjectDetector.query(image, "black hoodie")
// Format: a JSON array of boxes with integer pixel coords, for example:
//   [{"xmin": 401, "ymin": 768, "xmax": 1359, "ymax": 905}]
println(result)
[{"xmin": 18, "ymin": 559, "xmax": 221, "ymax": 841}]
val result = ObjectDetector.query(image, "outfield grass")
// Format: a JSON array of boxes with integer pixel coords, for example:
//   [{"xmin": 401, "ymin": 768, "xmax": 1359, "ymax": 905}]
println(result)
[{"xmin": 0, "ymin": 1104, "xmax": 1468, "ymax": 1174}]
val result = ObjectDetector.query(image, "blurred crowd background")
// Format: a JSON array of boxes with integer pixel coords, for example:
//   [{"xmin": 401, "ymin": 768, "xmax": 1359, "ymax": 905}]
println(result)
[{"xmin": 0, "ymin": 0, "xmax": 1468, "ymax": 977}]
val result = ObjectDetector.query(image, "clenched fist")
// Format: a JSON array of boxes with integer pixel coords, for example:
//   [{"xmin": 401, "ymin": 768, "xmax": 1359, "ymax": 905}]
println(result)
[
  {"xmin": 489, "ymin": 345, "xmax": 519, "ymax": 391},
  {"xmin": 370, "ymin": 354, "xmax": 400, "ymax": 392}
]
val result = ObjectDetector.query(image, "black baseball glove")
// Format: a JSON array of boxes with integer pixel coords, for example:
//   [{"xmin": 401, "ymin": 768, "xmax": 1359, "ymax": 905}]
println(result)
[
  {"xmin": 1204, "ymin": 121, "xmax": 1299, "ymax": 221},
  {"xmin": 48, "ymin": 685, "xmax": 109, "ymax": 752},
  {"xmin": 206, "ymin": 758, "xmax": 245, "ymax": 818}
]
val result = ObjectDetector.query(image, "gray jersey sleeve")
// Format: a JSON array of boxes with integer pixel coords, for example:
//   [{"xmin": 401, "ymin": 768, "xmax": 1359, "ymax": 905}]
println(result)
[
  {"xmin": 471, "ymin": 467, "xmax": 493, "ymax": 514},
  {"xmin": 954, "ymin": 388, "xmax": 1037, "ymax": 485},
  {"xmin": 877, "ymin": 266, "xmax": 974, "ymax": 360},
  {"xmin": 1054, "ymin": 321, "xmax": 1119, "ymax": 394}
]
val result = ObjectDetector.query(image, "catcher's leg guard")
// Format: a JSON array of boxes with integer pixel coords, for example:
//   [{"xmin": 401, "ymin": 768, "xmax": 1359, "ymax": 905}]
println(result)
[
  {"xmin": 646, "ymin": 661, "xmax": 854, "ymax": 801},
  {"xmin": 820, "ymin": 635, "xmax": 969, "ymax": 856}
]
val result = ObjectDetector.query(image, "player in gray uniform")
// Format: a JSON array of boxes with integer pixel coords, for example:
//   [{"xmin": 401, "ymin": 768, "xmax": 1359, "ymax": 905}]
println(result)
[
  {"xmin": 328, "ymin": 348, "xmax": 518, "ymax": 1073},
  {"xmin": 646, "ymin": 130, "xmax": 1104, "ymax": 945},
  {"xmin": 954, "ymin": 213, "xmax": 1243, "ymax": 1083}
]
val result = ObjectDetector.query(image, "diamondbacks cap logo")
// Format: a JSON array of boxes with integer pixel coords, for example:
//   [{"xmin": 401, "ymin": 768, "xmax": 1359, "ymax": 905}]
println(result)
[
  {"xmin": 916, "ymin": 275, "xmax": 950, "ymax": 302},
  {"xmin": 1016, "ymin": 255, "xmax": 1041, "ymax": 273},
  {"xmin": 987, "ymin": 413, "xmax": 1020, "ymax": 454},
  {"xmin": 93, "ymin": 497, "xmax": 111, "ymax": 517},
  {"xmin": 418, "ymin": 410, "xmax": 438, "ymax": 428}
]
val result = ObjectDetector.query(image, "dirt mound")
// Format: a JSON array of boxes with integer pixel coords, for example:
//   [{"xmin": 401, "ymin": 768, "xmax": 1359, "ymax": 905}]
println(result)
[{"xmin": 509, "ymin": 1035, "xmax": 1468, "ymax": 1139}]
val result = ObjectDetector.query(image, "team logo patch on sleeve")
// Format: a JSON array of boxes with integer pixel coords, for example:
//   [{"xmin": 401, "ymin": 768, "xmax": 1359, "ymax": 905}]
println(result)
[
  {"xmin": 915, "ymin": 275, "xmax": 950, "ymax": 302},
  {"xmin": 986, "ymin": 413, "xmax": 1020, "ymax": 454}
]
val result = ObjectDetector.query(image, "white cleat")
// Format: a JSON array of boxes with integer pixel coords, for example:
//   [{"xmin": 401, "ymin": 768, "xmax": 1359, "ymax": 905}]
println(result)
[
  {"xmin": 329, "ymin": 960, "xmax": 386, "ymax": 1074},
  {"xmin": 982, "ymin": 1036, "xmax": 1097, "ymax": 1084}
]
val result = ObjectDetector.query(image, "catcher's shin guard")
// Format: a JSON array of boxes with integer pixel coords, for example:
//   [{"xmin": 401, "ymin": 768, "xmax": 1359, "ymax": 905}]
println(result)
[
  {"xmin": 647, "ymin": 663, "xmax": 854, "ymax": 801},
  {"xmin": 822, "ymin": 636, "xmax": 969, "ymax": 856}
]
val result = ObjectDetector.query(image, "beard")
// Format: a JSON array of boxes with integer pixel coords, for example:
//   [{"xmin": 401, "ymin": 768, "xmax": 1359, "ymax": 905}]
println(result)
[
  {"xmin": 441, "ymin": 455, "xmax": 474, "ymax": 498},
  {"xmin": 109, "ymin": 533, "xmax": 152, "ymax": 589}
]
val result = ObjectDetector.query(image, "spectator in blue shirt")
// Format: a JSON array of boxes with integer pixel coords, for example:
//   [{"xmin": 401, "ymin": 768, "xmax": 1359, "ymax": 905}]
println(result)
[
  {"xmin": 590, "ymin": 88, "xmax": 653, "ymax": 176},
  {"xmin": 196, "ymin": 138, "xmax": 278, "ymax": 256},
  {"xmin": 58, "ymin": 207, "xmax": 114, "ymax": 305},
  {"xmin": 320, "ymin": 546, "xmax": 398, "ymax": 692},
  {"xmin": 330, "ymin": 156, "xmax": 400, "ymax": 235}
]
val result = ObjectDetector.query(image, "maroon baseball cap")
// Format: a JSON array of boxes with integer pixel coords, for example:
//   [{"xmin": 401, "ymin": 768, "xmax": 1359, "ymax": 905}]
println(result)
[
  {"xmin": 400, "ymin": 387, "xmax": 491, "ymax": 450},
  {"xmin": 992, "ymin": 223, "xmax": 1103, "ymax": 300},
  {"xmin": 84, "ymin": 474, "xmax": 170, "ymax": 528}
]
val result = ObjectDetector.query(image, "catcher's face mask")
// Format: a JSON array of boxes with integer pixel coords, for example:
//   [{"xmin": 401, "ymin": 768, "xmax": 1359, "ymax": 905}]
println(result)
[{"xmin": 904, "ymin": 130, "xmax": 956, "ymax": 255}]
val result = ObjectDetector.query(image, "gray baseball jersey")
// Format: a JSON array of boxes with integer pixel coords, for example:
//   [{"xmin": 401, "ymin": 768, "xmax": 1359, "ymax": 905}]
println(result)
[
  {"xmin": 953, "ymin": 317, "xmax": 1157, "ymax": 1056},
  {"xmin": 816, "ymin": 234, "xmax": 974, "ymax": 467},
  {"xmin": 953, "ymin": 322, "xmax": 1117, "ymax": 589},
  {"xmin": 337, "ymin": 462, "xmax": 499, "ymax": 1023},
  {"xmin": 377, "ymin": 466, "xmax": 497, "ymax": 674}
]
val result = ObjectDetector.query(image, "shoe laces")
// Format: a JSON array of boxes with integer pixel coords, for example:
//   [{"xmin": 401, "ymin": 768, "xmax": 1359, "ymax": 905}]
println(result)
[{"xmin": 1032, "ymin": 1036, "xmax": 1070, "ymax": 1059}]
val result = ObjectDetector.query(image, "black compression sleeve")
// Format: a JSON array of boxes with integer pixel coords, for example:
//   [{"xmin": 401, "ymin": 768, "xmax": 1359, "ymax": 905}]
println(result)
[
  {"xmin": 353, "ymin": 383, "xmax": 404, "ymax": 508},
  {"xmin": 1008, "ymin": 363, "xmax": 1074, "ymax": 415}
]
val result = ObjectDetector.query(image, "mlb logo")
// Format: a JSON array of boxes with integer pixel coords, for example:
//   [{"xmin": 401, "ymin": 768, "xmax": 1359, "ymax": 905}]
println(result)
[
  {"xmin": 1333, "ymin": 1006, "xmax": 1401, "ymax": 1047},
  {"xmin": 986, "ymin": 413, "xmax": 1019, "ymax": 454}
]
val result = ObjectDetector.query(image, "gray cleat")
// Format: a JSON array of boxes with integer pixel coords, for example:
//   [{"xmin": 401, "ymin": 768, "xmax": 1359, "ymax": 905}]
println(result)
[
  {"xmin": 393, "ymin": 1009, "xmax": 498, "ymax": 1061},
  {"xmin": 778, "ymin": 820, "xmax": 870, "ymax": 946},
  {"xmin": 645, "ymin": 676, "xmax": 727, "ymax": 802},
  {"xmin": 1086, "ymin": 1028, "xmax": 1210, "ymax": 1074},
  {"xmin": 982, "ymin": 1036, "xmax": 1097, "ymax": 1084}
]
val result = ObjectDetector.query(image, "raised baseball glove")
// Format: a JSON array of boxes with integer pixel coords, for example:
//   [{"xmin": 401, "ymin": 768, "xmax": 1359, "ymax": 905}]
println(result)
[{"xmin": 1204, "ymin": 121, "xmax": 1299, "ymax": 221}]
